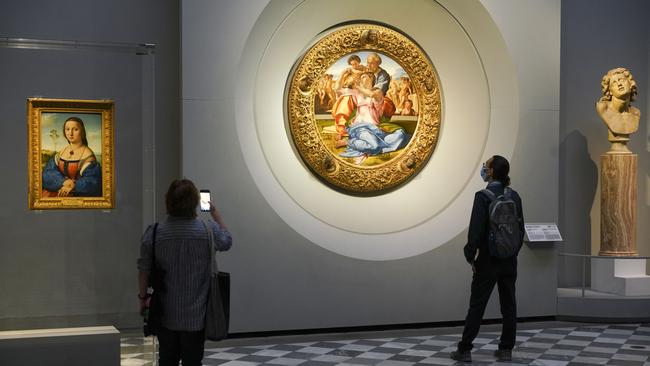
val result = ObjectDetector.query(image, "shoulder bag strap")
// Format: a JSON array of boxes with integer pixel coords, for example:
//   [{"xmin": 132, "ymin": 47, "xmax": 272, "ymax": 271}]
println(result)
[
  {"xmin": 151, "ymin": 223, "xmax": 158, "ymax": 273},
  {"xmin": 202, "ymin": 220, "xmax": 217, "ymax": 275},
  {"xmin": 480, "ymin": 188, "xmax": 496, "ymax": 202}
]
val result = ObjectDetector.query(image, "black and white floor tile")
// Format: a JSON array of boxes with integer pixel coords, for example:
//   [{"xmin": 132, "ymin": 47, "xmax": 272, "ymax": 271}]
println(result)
[{"xmin": 120, "ymin": 323, "xmax": 650, "ymax": 366}]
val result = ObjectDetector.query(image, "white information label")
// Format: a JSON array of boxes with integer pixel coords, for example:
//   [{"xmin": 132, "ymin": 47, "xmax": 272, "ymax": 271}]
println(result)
[{"xmin": 524, "ymin": 223, "xmax": 563, "ymax": 242}]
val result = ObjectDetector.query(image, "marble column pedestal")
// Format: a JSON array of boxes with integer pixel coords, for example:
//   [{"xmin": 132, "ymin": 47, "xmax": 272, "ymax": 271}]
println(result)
[{"xmin": 600, "ymin": 153, "xmax": 637, "ymax": 256}]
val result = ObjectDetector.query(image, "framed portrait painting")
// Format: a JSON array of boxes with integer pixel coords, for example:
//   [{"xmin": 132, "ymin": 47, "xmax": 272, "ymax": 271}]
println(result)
[
  {"xmin": 27, "ymin": 98, "xmax": 115, "ymax": 209},
  {"xmin": 286, "ymin": 23, "xmax": 442, "ymax": 195}
]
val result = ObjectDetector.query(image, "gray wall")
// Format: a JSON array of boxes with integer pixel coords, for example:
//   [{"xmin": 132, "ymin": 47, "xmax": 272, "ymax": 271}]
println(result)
[
  {"xmin": 8, "ymin": 0, "xmax": 643, "ymax": 333},
  {"xmin": 0, "ymin": 1, "xmax": 180, "ymax": 329},
  {"xmin": 182, "ymin": 0, "xmax": 560, "ymax": 333},
  {"xmin": 559, "ymin": 0, "xmax": 650, "ymax": 287}
]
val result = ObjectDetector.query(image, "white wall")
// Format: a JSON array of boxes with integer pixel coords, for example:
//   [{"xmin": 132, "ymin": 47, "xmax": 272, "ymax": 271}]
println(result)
[{"xmin": 182, "ymin": 0, "xmax": 560, "ymax": 332}]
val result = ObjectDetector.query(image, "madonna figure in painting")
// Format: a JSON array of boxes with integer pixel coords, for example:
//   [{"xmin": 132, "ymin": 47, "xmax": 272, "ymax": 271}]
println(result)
[
  {"xmin": 338, "ymin": 72, "xmax": 407, "ymax": 164},
  {"xmin": 42, "ymin": 117, "xmax": 102, "ymax": 197}
]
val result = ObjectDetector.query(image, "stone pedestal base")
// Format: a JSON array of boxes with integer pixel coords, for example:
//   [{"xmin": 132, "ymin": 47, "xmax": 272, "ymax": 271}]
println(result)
[
  {"xmin": 0, "ymin": 326, "xmax": 120, "ymax": 366},
  {"xmin": 600, "ymin": 153, "xmax": 637, "ymax": 256},
  {"xmin": 591, "ymin": 258, "xmax": 650, "ymax": 296}
]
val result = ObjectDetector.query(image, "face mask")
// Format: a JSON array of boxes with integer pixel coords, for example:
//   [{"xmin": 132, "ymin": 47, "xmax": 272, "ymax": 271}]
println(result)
[{"xmin": 480, "ymin": 165, "xmax": 489, "ymax": 182}]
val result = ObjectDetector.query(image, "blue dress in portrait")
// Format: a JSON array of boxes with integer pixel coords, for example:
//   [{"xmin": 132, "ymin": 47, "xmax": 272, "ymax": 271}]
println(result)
[
  {"xmin": 42, "ymin": 153, "xmax": 102, "ymax": 197},
  {"xmin": 339, "ymin": 122, "xmax": 407, "ymax": 158},
  {"xmin": 338, "ymin": 90, "xmax": 409, "ymax": 160}
]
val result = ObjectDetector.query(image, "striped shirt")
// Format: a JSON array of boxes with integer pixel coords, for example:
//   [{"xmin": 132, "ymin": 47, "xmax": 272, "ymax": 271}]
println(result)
[{"xmin": 137, "ymin": 216, "xmax": 232, "ymax": 331}]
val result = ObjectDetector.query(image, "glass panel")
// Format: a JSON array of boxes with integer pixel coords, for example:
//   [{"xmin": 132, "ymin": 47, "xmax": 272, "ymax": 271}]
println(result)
[{"xmin": 0, "ymin": 38, "xmax": 155, "ymax": 329}]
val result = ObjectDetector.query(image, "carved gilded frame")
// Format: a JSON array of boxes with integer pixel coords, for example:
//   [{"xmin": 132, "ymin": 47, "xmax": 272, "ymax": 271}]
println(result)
[
  {"xmin": 286, "ymin": 24, "xmax": 441, "ymax": 195},
  {"xmin": 27, "ymin": 98, "xmax": 115, "ymax": 209}
]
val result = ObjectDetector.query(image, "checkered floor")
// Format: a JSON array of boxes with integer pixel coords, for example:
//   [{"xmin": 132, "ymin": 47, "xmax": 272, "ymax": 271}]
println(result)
[{"xmin": 120, "ymin": 323, "xmax": 650, "ymax": 366}]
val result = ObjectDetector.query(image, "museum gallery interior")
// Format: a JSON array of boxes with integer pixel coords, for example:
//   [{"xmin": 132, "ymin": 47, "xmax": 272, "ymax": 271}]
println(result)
[{"xmin": 1, "ymin": 0, "xmax": 650, "ymax": 365}]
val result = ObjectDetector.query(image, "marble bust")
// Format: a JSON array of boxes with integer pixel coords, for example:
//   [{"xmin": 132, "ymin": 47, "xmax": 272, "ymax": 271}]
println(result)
[{"xmin": 595, "ymin": 67, "xmax": 640, "ymax": 153}]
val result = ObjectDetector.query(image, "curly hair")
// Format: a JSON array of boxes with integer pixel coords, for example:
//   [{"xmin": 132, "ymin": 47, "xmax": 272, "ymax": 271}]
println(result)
[
  {"xmin": 600, "ymin": 67, "xmax": 637, "ymax": 102},
  {"xmin": 347, "ymin": 54, "xmax": 361, "ymax": 65}
]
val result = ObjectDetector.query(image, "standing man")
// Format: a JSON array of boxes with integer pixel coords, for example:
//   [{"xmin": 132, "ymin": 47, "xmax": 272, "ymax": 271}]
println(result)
[{"xmin": 451, "ymin": 155, "xmax": 524, "ymax": 363}]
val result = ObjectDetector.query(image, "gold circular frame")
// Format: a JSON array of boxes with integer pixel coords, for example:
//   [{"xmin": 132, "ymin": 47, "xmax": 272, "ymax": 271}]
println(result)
[{"xmin": 286, "ymin": 23, "xmax": 442, "ymax": 195}]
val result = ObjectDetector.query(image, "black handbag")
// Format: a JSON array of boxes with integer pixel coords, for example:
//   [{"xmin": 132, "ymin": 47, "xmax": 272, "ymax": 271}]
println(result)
[
  {"xmin": 143, "ymin": 223, "xmax": 165, "ymax": 337},
  {"xmin": 203, "ymin": 221, "xmax": 230, "ymax": 341}
]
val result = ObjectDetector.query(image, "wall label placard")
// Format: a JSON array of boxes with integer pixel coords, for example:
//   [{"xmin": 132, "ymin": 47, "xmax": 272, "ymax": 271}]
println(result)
[{"xmin": 525, "ymin": 223, "xmax": 563, "ymax": 242}]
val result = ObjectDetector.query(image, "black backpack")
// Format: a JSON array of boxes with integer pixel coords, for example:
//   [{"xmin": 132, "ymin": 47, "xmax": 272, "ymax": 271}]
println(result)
[{"xmin": 481, "ymin": 187, "xmax": 522, "ymax": 258}]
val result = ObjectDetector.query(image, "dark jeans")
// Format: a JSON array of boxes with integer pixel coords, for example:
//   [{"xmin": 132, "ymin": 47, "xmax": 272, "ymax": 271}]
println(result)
[
  {"xmin": 458, "ymin": 256, "xmax": 517, "ymax": 352},
  {"xmin": 157, "ymin": 326, "xmax": 205, "ymax": 366}
]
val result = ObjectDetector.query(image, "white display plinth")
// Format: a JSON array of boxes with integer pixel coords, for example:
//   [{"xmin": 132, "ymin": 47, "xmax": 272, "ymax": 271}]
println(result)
[{"xmin": 591, "ymin": 258, "xmax": 650, "ymax": 296}]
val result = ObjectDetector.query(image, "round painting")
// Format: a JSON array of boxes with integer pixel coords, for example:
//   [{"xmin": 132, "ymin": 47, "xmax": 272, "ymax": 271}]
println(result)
[{"xmin": 286, "ymin": 23, "xmax": 442, "ymax": 195}]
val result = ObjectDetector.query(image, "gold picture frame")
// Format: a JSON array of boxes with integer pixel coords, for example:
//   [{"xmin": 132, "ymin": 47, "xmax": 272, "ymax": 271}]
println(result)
[
  {"xmin": 286, "ymin": 23, "xmax": 442, "ymax": 195},
  {"xmin": 27, "ymin": 98, "xmax": 115, "ymax": 209}
]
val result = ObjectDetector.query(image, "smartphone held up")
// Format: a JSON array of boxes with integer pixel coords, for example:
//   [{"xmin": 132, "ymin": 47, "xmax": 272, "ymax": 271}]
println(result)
[{"xmin": 200, "ymin": 190, "xmax": 211, "ymax": 212}]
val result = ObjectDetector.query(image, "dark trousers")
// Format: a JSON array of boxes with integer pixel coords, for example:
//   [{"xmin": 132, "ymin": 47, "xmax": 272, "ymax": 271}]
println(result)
[
  {"xmin": 458, "ymin": 256, "xmax": 517, "ymax": 351},
  {"xmin": 157, "ymin": 326, "xmax": 205, "ymax": 366}
]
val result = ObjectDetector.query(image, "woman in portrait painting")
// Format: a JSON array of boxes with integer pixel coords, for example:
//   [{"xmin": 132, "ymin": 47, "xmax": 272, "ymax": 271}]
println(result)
[
  {"xmin": 339, "ymin": 72, "xmax": 407, "ymax": 164},
  {"xmin": 42, "ymin": 117, "xmax": 102, "ymax": 197}
]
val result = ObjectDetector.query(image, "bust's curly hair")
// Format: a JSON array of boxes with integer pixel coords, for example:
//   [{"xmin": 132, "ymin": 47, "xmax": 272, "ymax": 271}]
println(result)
[{"xmin": 600, "ymin": 67, "xmax": 637, "ymax": 102}]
